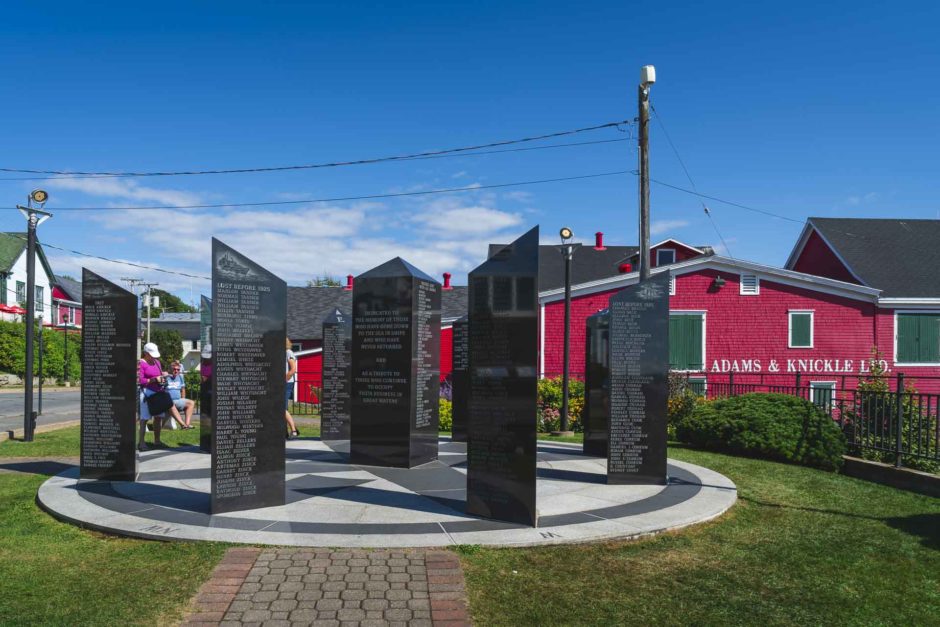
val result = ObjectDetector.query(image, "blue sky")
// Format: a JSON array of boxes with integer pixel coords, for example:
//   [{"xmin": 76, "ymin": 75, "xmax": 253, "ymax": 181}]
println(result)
[{"xmin": 1, "ymin": 1, "xmax": 938, "ymax": 302}]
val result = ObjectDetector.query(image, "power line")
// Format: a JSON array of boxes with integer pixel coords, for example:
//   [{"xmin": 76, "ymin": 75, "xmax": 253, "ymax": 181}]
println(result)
[
  {"xmin": 651, "ymin": 104, "xmax": 734, "ymax": 257},
  {"xmin": 6, "ymin": 170, "xmax": 635, "ymax": 212},
  {"xmin": 649, "ymin": 177, "xmax": 803, "ymax": 224},
  {"xmin": 0, "ymin": 137, "xmax": 633, "ymax": 182},
  {"xmin": 0, "ymin": 119, "xmax": 634, "ymax": 179}
]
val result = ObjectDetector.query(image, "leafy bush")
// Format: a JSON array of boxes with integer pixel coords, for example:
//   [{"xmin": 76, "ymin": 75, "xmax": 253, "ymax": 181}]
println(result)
[
  {"xmin": 676, "ymin": 393, "xmax": 846, "ymax": 471},
  {"xmin": 0, "ymin": 320, "xmax": 82, "ymax": 382},
  {"xmin": 667, "ymin": 372, "xmax": 700, "ymax": 439},
  {"xmin": 537, "ymin": 376, "xmax": 584, "ymax": 432},
  {"xmin": 439, "ymin": 398, "xmax": 453, "ymax": 432}
]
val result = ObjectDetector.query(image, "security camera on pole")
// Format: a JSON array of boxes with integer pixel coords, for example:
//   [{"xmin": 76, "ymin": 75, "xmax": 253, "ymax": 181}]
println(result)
[{"xmin": 18, "ymin": 189, "xmax": 52, "ymax": 442}]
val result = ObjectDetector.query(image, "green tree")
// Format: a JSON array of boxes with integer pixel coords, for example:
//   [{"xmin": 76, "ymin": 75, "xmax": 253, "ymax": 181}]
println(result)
[
  {"xmin": 307, "ymin": 275, "xmax": 342, "ymax": 287},
  {"xmin": 148, "ymin": 328, "xmax": 184, "ymax": 365}
]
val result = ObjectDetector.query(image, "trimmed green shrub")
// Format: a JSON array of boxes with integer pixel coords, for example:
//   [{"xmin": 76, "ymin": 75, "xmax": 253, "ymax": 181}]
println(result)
[
  {"xmin": 676, "ymin": 393, "xmax": 846, "ymax": 471},
  {"xmin": 0, "ymin": 320, "xmax": 81, "ymax": 382},
  {"xmin": 439, "ymin": 398, "xmax": 453, "ymax": 432}
]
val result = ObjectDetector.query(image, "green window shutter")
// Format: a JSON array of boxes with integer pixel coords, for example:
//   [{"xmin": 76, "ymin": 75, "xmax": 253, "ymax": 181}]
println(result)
[
  {"xmin": 898, "ymin": 314, "xmax": 940, "ymax": 363},
  {"xmin": 917, "ymin": 315, "xmax": 940, "ymax": 362},
  {"xmin": 669, "ymin": 315, "xmax": 703, "ymax": 370},
  {"xmin": 790, "ymin": 313, "xmax": 812, "ymax": 347},
  {"xmin": 0, "ymin": 275, "xmax": 5, "ymax": 306}
]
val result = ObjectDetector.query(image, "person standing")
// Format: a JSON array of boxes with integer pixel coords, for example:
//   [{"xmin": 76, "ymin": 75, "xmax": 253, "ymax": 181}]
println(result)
[
  {"xmin": 138, "ymin": 342, "xmax": 166, "ymax": 450},
  {"xmin": 285, "ymin": 337, "xmax": 299, "ymax": 439}
]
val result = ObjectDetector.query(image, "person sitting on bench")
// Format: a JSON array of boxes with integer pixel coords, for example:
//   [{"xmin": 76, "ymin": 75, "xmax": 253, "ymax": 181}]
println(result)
[{"xmin": 165, "ymin": 360, "xmax": 195, "ymax": 429}]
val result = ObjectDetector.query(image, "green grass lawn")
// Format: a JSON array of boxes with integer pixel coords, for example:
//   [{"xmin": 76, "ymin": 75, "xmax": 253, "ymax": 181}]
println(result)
[
  {"xmin": 460, "ymin": 443, "xmax": 940, "ymax": 626},
  {"xmin": 2, "ymin": 426, "xmax": 938, "ymax": 625}
]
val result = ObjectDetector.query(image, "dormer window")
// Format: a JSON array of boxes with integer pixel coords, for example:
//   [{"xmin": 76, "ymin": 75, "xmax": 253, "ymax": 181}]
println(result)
[{"xmin": 656, "ymin": 248, "xmax": 676, "ymax": 266}]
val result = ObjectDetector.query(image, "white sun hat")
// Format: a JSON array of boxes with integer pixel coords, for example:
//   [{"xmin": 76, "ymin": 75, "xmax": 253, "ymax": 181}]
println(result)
[{"xmin": 143, "ymin": 342, "xmax": 161, "ymax": 358}]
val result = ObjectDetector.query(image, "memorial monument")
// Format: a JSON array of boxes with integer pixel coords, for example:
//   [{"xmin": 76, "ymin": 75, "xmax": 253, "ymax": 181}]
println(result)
[
  {"xmin": 321, "ymin": 308, "xmax": 352, "ymax": 441},
  {"xmin": 350, "ymin": 258, "xmax": 441, "ymax": 468},
  {"xmin": 211, "ymin": 239, "xmax": 287, "ymax": 514},
  {"xmin": 450, "ymin": 315, "xmax": 469, "ymax": 442},
  {"xmin": 583, "ymin": 308, "xmax": 610, "ymax": 457},
  {"xmin": 80, "ymin": 269, "xmax": 137, "ymax": 481},
  {"xmin": 466, "ymin": 226, "xmax": 539, "ymax": 527},
  {"xmin": 607, "ymin": 272, "xmax": 669, "ymax": 484},
  {"xmin": 199, "ymin": 295, "xmax": 213, "ymax": 452}
]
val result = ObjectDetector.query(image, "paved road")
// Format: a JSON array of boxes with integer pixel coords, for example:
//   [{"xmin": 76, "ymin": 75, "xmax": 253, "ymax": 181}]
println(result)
[{"xmin": 0, "ymin": 388, "xmax": 80, "ymax": 434}]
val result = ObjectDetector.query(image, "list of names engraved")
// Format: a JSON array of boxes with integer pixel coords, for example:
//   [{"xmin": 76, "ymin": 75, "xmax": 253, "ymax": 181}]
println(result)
[
  {"xmin": 82, "ymin": 300, "xmax": 123, "ymax": 467},
  {"xmin": 213, "ymin": 280, "xmax": 270, "ymax": 499},
  {"xmin": 609, "ymin": 299, "xmax": 654, "ymax": 475},
  {"xmin": 322, "ymin": 316, "xmax": 351, "ymax": 439},
  {"xmin": 413, "ymin": 281, "xmax": 435, "ymax": 429}
]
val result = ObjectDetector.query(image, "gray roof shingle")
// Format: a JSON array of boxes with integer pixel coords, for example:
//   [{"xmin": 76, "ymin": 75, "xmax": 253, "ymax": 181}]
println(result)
[
  {"xmin": 808, "ymin": 217, "xmax": 940, "ymax": 298},
  {"xmin": 54, "ymin": 275, "xmax": 82, "ymax": 303}
]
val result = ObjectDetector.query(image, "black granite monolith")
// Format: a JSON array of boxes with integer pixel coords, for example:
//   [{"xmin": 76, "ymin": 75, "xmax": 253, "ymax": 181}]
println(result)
[
  {"xmin": 466, "ymin": 226, "xmax": 539, "ymax": 527},
  {"xmin": 211, "ymin": 239, "xmax": 287, "ymax": 514},
  {"xmin": 199, "ymin": 294, "xmax": 213, "ymax": 452},
  {"xmin": 321, "ymin": 308, "xmax": 352, "ymax": 441},
  {"xmin": 80, "ymin": 269, "xmax": 137, "ymax": 481},
  {"xmin": 607, "ymin": 272, "xmax": 670, "ymax": 484},
  {"xmin": 450, "ymin": 315, "xmax": 469, "ymax": 442},
  {"xmin": 583, "ymin": 308, "xmax": 610, "ymax": 457},
  {"xmin": 350, "ymin": 258, "xmax": 441, "ymax": 467}
]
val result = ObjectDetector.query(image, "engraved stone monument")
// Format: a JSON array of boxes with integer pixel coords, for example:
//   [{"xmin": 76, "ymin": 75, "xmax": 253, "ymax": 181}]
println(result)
[
  {"xmin": 211, "ymin": 239, "xmax": 287, "ymax": 513},
  {"xmin": 80, "ymin": 269, "xmax": 137, "ymax": 481},
  {"xmin": 466, "ymin": 226, "xmax": 539, "ymax": 526},
  {"xmin": 607, "ymin": 272, "xmax": 669, "ymax": 484},
  {"xmin": 199, "ymin": 294, "xmax": 213, "ymax": 452},
  {"xmin": 583, "ymin": 308, "xmax": 610, "ymax": 457},
  {"xmin": 350, "ymin": 258, "xmax": 441, "ymax": 468},
  {"xmin": 321, "ymin": 308, "xmax": 352, "ymax": 441},
  {"xmin": 450, "ymin": 315, "xmax": 469, "ymax": 442}
]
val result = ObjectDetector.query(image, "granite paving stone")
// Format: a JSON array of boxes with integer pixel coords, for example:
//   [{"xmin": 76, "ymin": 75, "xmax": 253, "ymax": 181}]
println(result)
[{"xmin": 182, "ymin": 547, "xmax": 470, "ymax": 626}]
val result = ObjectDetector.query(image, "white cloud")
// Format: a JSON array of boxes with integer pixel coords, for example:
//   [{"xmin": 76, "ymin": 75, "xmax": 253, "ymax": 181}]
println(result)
[
  {"xmin": 650, "ymin": 219, "xmax": 690, "ymax": 236},
  {"xmin": 412, "ymin": 205, "xmax": 522, "ymax": 236},
  {"xmin": 46, "ymin": 177, "xmax": 204, "ymax": 207}
]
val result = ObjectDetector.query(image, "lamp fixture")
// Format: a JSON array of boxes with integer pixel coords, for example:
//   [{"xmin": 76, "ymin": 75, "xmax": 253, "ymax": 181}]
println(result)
[{"xmin": 713, "ymin": 275, "xmax": 726, "ymax": 289}]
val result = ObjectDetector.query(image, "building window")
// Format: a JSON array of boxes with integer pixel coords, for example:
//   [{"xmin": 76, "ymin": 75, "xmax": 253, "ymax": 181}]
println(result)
[
  {"xmin": 896, "ymin": 313, "xmax": 940, "ymax": 364},
  {"xmin": 740, "ymin": 274, "xmax": 760, "ymax": 295},
  {"xmin": 810, "ymin": 381, "xmax": 836, "ymax": 412},
  {"xmin": 656, "ymin": 248, "xmax": 676, "ymax": 266},
  {"xmin": 35, "ymin": 286, "xmax": 43, "ymax": 314},
  {"xmin": 669, "ymin": 274, "xmax": 676, "ymax": 296},
  {"xmin": 687, "ymin": 376, "xmax": 707, "ymax": 396},
  {"xmin": 15, "ymin": 281, "xmax": 25, "ymax": 305},
  {"xmin": 789, "ymin": 311, "xmax": 814, "ymax": 348},
  {"xmin": 669, "ymin": 313, "xmax": 704, "ymax": 371}
]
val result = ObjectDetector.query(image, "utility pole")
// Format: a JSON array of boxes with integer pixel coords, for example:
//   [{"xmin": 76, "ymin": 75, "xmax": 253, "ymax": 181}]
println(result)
[
  {"xmin": 142, "ymin": 282, "xmax": 159, "ymax": 343},
  {"xmin": 638, "ymin": 65, "xmax": 656, "ymax": 281},
  {"xmin": 17, "ymin": 189, "xmax": 51, "ymax": 442},
  {"xmin": 122, "ymin": 278, "xmax": 144, "ymax": 351}
]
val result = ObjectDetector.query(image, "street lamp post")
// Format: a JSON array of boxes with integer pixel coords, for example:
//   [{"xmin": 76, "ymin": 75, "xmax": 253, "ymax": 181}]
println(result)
[
  {"xmin": 37, "ymin": 314, "xmax": 43, "ymax": 415},
  {"xmin": 556, "ymin": 227, "xmax": 581, "ymax": 435},
  {"xmin": 17, "ymin": 189, "xmax": 51, "ymax": 442}
]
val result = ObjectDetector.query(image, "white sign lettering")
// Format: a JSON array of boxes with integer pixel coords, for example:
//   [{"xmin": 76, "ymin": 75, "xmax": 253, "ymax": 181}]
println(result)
[{"xmin": 708, "ymin": 358, "xmax": 890, "ymax": 374}]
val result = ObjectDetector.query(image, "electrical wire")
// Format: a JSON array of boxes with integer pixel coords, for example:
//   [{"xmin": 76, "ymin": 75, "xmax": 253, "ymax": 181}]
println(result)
[
  {"xmin": 6, "ymin": 170, "xmax": 635, "ymax": 211},
  {"xmin": 0, "ymin": 137, "xmax": 633, "ymax": 182},
  {"xmin": 0, "ymin": 120, "xmax": 634, "ymax": 179},
  {"xmin": 651, "ymin": 104, "xmax": 735, "ymax": 257}
]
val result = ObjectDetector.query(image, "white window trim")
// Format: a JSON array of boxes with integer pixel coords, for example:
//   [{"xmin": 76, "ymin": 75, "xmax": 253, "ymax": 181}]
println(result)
[
  {"xmin": 656, "ymin": 248, "xmax": 676, "ymax": 266},
  {"xmin": 669, "ymin": 310, "xmax": 706, "ymax": 372},
  {"xmin": 739, "ymin": 273, "xmax": 760, "ymax": 295},
  {"xmin": 788, "ymin": 310, "xmax": 814, "ymax": 349},
  {"xmin": 893, "ymin": 309, "xmax": 940, "ymax": 367},
  {"xmin": 809, "ymin": 380, "xmax": 836, "ymax": 406}
]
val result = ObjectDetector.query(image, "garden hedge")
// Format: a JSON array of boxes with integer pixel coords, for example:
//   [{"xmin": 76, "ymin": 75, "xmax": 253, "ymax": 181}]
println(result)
[{"xmin": 675, "ymin": 393, "xmax": 846, "ymax": 471}]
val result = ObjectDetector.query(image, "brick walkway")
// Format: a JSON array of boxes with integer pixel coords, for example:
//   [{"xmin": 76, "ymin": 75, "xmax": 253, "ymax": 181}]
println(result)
[{"xmin": 182, "ymin": 547, "xmax": 471, "ymax": 626}]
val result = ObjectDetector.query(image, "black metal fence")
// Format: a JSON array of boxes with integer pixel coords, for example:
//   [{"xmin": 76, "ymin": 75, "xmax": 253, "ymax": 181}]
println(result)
[{"xmin": 684, "ymin": 372, "xmax": 940, "ymax": 469}]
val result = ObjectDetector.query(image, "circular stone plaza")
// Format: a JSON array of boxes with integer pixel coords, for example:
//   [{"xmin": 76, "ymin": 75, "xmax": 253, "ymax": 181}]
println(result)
[{"xmin": 37, "ymin": 437, "xmax": 736, "ymax": 547}]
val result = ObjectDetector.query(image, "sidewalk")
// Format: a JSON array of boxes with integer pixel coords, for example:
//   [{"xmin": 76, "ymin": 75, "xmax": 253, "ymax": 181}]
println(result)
[{"xmin": 182, "ymin": 547, "xmax": 471, "ymax": 626}]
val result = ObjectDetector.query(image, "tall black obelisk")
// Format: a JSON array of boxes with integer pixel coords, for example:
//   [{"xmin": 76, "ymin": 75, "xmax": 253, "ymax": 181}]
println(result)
[
  {"xmin": 211, "ymin": 239, "xmax": 287, "ymax": 514},
  {"xmin": 466, "ymin": 226, "xmax": 539, "ymax": 526},
  {"xmin": 80, "ymin": 269, "xmax": 137, "ymax": 481}
]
